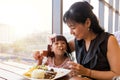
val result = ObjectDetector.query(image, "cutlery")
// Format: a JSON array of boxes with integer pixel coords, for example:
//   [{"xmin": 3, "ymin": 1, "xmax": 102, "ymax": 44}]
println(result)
[
  {"xmin": 42, "ymin": 56, "xmax": 48, "ymax": 65},
  {"xmin": 65, "ymin": 51, "xmax": 74, "ymax": 61}
]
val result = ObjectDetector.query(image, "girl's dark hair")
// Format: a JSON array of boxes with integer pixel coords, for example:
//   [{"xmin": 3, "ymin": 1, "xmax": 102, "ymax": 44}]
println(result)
[
  {"xmin": 63, "ymin": 1, "xmax": 104, "ymax": 34},
  {"xmin": 47, "ymin": 35, "xmax": 71, "ymax": 57}
]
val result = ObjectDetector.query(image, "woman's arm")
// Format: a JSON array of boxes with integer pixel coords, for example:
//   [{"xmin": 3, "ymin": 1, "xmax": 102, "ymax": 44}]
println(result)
[
  {"xmin": 107, "ymin": 36, "xmax": 120, "ymax": 75},
  {"xmin": 89, "ymin": 35, "xmax": 120, "ymax": 79}
]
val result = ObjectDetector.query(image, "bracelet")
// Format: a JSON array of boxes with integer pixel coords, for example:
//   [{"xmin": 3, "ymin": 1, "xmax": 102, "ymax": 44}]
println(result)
[
  {"xmin": 81, "ymin": 69, "xmax": 92, "ymax": 79},
  {"xmin": 89, "ymin": 69, "xmax": 92, "ymax": 77},
  {"xmin": 81, "ymin": 75, "xmax": 93, "ymax": 79}
]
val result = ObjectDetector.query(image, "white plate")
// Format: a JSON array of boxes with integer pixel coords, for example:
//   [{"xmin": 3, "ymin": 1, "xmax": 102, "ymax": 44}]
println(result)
[
  {"xmin": 50, "ymin": 67, "xmax": 70, "ymax": 79},
  {"xmin": 23, "ymin": 67, "xmax": 71, "ymax": 80}
]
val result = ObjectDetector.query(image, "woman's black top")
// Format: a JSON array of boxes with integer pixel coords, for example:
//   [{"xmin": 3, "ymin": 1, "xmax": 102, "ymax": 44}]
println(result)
[{"xmin": 75, "ymin": 32, "xmax": 112, "ymax": 71}]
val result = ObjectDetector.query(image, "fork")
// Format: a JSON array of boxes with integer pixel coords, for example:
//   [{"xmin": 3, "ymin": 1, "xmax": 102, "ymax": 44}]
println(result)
[
  {"xmin": 42, "ymin": 56, "xmax": 48, "ymax": 65},
  {"xmin": 65, "ymin": 51, "xmax": 74, "ymax": 61}
]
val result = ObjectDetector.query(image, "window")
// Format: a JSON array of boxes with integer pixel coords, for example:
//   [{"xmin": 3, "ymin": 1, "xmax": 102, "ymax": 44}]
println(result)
[
  {"xmin": 63, "ymin": 0, "xmax": 83, "ymax": 40},
  {"xmin": 104, "ymin": 5, "xmax": 109, "ymax": 31},
  {"xmin": 91, "ymin": 0, "xmax": 99, "ymax": 17},
  {"xmin": 0, "ymin": 0, "xmax": 52, "ymax": 65}
]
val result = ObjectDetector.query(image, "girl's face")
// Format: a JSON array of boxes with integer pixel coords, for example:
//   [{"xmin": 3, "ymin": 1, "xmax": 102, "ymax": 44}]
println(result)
[
  {"xmin": 67, "ymin": 19, "xmax": 90, "ymax": 40},
  {"xmin": 51, "ymin": 40, "xmax": 67, "ymax": 56}
]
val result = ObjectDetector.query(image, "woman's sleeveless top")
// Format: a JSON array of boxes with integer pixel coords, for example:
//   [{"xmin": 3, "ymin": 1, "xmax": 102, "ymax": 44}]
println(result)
[{"xmin": 75, "ymin": 32, "xmax": 112, "ymax": 71}]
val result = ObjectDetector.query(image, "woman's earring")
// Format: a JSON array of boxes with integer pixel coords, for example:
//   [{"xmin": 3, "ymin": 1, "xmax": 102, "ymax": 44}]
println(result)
[{"xmin": 88, "ymin": 27, "xmax": 90, "ymax": 31}]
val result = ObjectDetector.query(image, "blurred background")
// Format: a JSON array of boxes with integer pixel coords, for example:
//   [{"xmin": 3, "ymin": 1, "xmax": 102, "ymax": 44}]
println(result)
[{"xmin": 0, "ymin": 0, "xmax": 120, "ymax": 65}]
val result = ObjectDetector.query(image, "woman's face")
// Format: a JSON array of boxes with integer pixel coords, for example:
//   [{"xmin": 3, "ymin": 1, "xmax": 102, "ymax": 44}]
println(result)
[
  {"xmin": 67, "ymin": 20, "xmax": 89, "ymax": 40},
  {"xmin": 51, "ymin": 40, "xmax": 67, "ymax": 56}
]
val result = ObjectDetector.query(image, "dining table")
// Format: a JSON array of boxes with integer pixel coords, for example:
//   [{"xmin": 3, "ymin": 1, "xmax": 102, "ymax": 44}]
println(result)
[
  {"xmin": 0, "ymin": 61, "xmax": 70, "ymax": 80},
  {"xmin": 0, "ymin": 61, "xmax": 31, "ymax": 80}
]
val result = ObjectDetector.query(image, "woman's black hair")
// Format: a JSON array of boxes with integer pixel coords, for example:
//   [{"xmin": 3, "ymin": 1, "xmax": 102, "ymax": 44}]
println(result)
[
  {"xmin": 63, "ymin": 1, "xmax": 104, "ymax": 34},
  {"xmin": 47, "ymin": 35, "xmax": 71, "ymax": 57}
]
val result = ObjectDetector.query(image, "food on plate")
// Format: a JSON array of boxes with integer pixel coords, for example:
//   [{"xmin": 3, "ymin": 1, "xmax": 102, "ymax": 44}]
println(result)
[
  {"xmin": 31, "ymin": 68, "xmax": 57, "ymax": 79},
  {"xmin": 23, "ymin": 65, "xmax": 48, "ymax": 77},
  {"xmin": 44, "ymin": 68, "xmax": 57, "ymax": 79},
  {"xmin": 31, "ymin": 69, "xmax": 45, "ymax": 79},
  {"xmin": 37, "ymin": 65, "xmax": 48, "ymax": 70},
  {"xmin": 23, "ymin": 65, "xmax": 57, "ymax": 79},
  {"xmin": 23, "ymin": 65, "xmax": 37, "ymax": 77}
]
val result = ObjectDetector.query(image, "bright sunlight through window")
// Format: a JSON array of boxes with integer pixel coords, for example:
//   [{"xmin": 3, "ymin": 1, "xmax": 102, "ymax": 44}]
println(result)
[{"xmin": 0, "ymin": 0, "xmax": 52, "ymax": 65}]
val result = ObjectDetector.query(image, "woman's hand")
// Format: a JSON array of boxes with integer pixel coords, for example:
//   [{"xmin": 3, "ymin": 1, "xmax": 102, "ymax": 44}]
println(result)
[{"xmin": 66, "ymin": 61, "xmax": 90, "ymax": 77}]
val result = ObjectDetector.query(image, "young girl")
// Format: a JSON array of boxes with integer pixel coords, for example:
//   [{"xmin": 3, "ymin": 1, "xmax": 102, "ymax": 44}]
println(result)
[{"xmin": 33, "ymin": 35, "xmax": 72, "ymax": 68}]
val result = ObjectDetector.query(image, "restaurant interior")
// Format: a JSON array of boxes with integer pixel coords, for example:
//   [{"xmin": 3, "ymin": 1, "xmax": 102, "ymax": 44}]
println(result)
[{"xmin": 0, "ymin": 0, "xmax": 120, "ymax": 80}]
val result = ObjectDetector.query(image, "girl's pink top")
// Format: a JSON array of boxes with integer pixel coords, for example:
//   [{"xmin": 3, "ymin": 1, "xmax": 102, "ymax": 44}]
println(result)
[{"xmin": 46, "ymin": 57, "xmax": 71, "ymax": 68}]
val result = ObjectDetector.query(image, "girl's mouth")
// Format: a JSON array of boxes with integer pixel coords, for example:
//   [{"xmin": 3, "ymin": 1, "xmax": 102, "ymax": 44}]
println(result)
[
  {"xmin": 58, "ymin": 47, "xmax": 63, "ymax": 50},
  {"xmin": 60, "ymin": 47, "xmax": 63, "ymax": 49}
]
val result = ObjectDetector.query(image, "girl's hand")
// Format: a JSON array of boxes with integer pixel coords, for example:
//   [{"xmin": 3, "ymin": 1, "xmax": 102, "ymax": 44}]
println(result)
[
  {"xmin": 33, "ymin": 51, "xmax": 41, "ymax": 60},
  {"xmin": 33, "ymin": 50, "xmax": 48, "ymax": 60},
  {"xmin": 33, "ymin": 50, "xmax": 48, "ymax": 65}
]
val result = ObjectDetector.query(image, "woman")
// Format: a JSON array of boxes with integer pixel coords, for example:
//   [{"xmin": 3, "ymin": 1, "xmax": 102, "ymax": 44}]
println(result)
[{"xmin": 63, "ymin": 1, "xmax": 120, "ymax": 80}]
